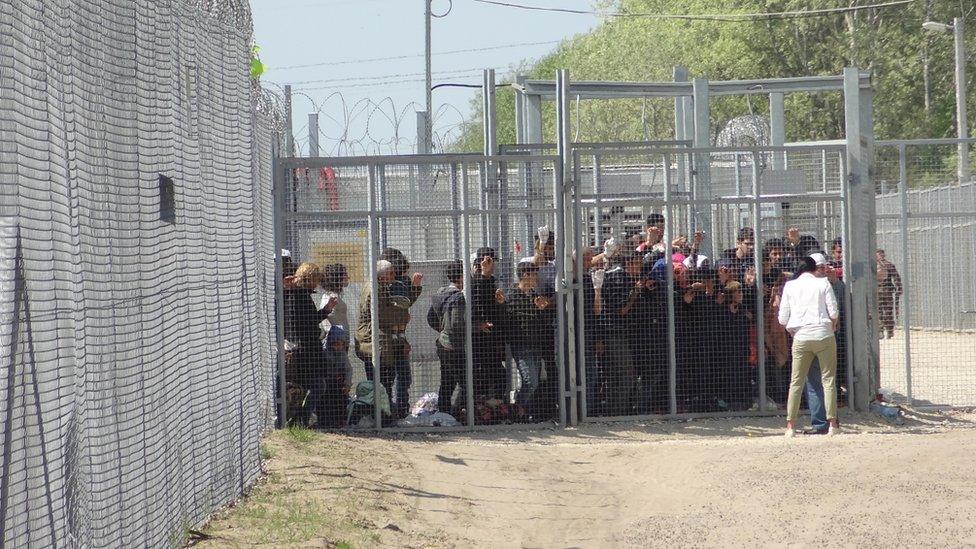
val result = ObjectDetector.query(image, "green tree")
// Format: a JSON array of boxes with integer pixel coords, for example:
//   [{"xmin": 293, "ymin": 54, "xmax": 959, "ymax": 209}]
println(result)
[{"xmin": 451, "ymin": 0, "xmax": 975, "ymax": 151}]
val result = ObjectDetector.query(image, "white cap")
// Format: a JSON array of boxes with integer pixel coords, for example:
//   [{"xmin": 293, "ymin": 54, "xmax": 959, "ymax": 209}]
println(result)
[
  {"xmin": 810, "ymin": 252, "xmax": 827, "ymax": 266},
  {"xmin": 281, "ymin": 249, "xmax": 291, "ymax": 258},
  {"xmin": 683, "ymin": 254, "xmax": 710, "ymax": 270},
  {"xmin": 376, "ymin": 259, "xmax": 394, "ymax": 276}
]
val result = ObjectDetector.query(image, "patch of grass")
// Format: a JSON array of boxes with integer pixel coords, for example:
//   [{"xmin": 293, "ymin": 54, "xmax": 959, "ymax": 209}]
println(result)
[
  {"xmin": 259, "ymin": 443, "xmax": 275, "ymax": 461},
  {"xmin": 334, "ymin": 542, "xmax": 354, "ymax": 549},
  {"xmin": 285, "ymin": 423, "xmax": 316, "ymax": 444},
  {"xmin": 234, "ymin": 496, "xmax": 335, "ymax": 544}
]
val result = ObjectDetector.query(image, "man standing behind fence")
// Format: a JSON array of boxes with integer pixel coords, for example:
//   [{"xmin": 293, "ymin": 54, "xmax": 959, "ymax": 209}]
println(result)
[
  {"xmin": 876, "ymin": 249, "xmax": 902, "ymax": 339},
  {"xmin": 778, "ymin": 256, "xmax": 840, "ymax": 437}
]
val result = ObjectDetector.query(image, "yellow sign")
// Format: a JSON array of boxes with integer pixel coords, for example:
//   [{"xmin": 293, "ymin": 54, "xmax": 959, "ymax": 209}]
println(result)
[{"xmin": 311, "ymin": 241, "xmax": 367, "ymax": 284}]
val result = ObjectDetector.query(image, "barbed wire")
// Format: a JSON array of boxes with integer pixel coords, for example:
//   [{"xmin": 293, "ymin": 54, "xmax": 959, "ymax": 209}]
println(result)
[{"xmin": 259, "ymin": 84, "xmax": 477, "ymax": 156}]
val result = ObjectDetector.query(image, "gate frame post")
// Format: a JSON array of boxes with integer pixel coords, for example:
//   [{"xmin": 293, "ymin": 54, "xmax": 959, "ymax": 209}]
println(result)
[
  {"xmin": 843, "ymin": 67, "xmax": 879, "ymax": 411},
  {"xmin": 556, "ymin": 69, "xmax": 575, "ymax": 426}
]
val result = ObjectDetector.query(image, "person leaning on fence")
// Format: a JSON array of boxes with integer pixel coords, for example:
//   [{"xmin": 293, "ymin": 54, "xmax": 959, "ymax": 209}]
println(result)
[
  {"xmin": 721, "ymin": 227, "xmax": 756, "ymax": 280},
  {"xmin": 522, "ymin": 226, "xmax": 558, "ymax": 297},
  {"xmin": 428, "ymin": 260, "xmax": 466, "ymax": 419},
  {"xmin": 284, "ymin": 262, "xmax": 337, "ymax": 426},
  {"xmin": 506, "ymin": 261, "xmax": 555, "ymax": 416},
  {"xmin": 779, "ymin": 256, "xmax": 841, "ymax": 437},
  {"xmin": 602, "ymin": 249, "xmax": 649, "ymax": 416},
  {"xmin": 717, "ymin": 280, "xmax": 755, "ymax": 410},
  {"xmin": 829, "ymin": 237, "xmax": 844, "ymax": 280},
  {"xmin": 875, "ymin": 249, "xmax": 902, "ymax": 339},
  {"xmin": 636, "ymin": 213, "xmax": 666, "ymax": 254},
  {"xmin": 381, "ymin": 248, "xmax": 424, "ymax": 417},
  {"xmin": 355, "ymin": 259, "xmax": 422, "ymax": 420},
  {"xmin": 760, "ymin": 238, "xmax": 791, "ymax": 403},
  {"xmin": 675, "ymin": 262, "xmax": 725, "ymax": 412},
  {"xmin": 576, "ymin": 246, "xmax": 606, "ymax": 415},
  {"xmin": 469, "ymin": 247, "xmax": 509, "ymax": 403},
  {"xmin": 322, "ymin": 263, "xmax": 350, "ymax": 331}
]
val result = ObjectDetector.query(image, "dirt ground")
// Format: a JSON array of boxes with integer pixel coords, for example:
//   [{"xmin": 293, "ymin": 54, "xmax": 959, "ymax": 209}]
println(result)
[
  {"xmin": 879, "ymin": 328, "xmax": 976, "ymax": 407},
  {"xmin": 201, "ymin": 409, "xmax": 976, "ymax": 548}
]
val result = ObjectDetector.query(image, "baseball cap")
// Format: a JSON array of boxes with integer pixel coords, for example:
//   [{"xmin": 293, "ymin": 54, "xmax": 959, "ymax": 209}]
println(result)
[
  {"xmin": 683, "ymin": 254, "xmax": 710, "ymax": 270},
  {"xmin": 810, "ymin": 253, "xmax": 827, "ymax": 266}
]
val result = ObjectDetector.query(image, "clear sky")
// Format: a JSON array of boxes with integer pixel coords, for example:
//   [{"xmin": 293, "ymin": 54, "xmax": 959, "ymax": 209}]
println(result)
[{"xmin": 251, "ymin": 0, "xmax": 599, "ymax": 155}]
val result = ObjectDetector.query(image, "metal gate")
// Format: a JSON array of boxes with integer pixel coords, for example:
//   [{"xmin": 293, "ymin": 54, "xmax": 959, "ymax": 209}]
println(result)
[
  {"xmin": 274, "ymin": 154, "xmax": 565, "ymax": 430},
  {"xmin": 569, "ymin": 144, "xmax": 854, "ymax": 421}
]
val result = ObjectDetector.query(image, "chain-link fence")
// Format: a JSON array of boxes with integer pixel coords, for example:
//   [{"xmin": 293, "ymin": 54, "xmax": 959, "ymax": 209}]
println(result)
[
  {"xmin": 1, "ymin": 0, "xmax": 276, "ymax": 546},
  {"xmin": 875, "ymin": 139, "xmax": 976, "ymax": 407}
]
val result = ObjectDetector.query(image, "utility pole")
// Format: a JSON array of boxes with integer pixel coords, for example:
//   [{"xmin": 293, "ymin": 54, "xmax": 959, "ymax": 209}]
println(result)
[
  {"xmin": 954, "ymin": 17, "xmax": 969, "ymax": 182},
  {"xmin": 284, "ymin": 84, "xmax": 294, "ymax": 157},
  {"xmin": 423, "ymin": 0, "xmax": 433, "ymax": 153},
  {"xmin": 923, "ymin": 17, "xmax": 969, "ymax": 181}
]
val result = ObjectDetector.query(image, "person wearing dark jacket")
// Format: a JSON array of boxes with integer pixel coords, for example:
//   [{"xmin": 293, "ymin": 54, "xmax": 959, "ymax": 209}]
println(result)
[
  {"xmin": 718, "ymin": 281, "xmax": 755, "ymax": 409},
  {"xmin": 601, "ymin": 250, "xmax": 646, "ymax": 416},
  {"xmin": 284, "ymin": 262, "xmax": 337, "ymax": 426},
  {"xmin": 721, "ymin": 227, "xmax": 755, "ymax": 281},
  {"xmin": 676, "ymin": 266, "xmax": 725, "ymax": 412},
  {"xmin": 470, "ymin": 247, "xmax": 508, "ymax": 402},
  {"xmin": 507, "ymin": 262, "xmax": 556, "ymax": 411},
  {"xmin": 428, "ymin": 260, "xmax": 466, "ymax": 418}
]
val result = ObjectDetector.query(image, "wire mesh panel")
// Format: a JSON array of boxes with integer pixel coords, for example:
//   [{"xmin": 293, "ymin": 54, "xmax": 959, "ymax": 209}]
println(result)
[
  {"xmin": 277, "ymin": 155, "xmax": 561, "ymax": 430},
  {"xmin": 875, "ymin": 141, "xmax": 976, "ymax": 407},
  {"xmin": 573, "ymin": 146, "xmax": 850, "ymax": 421},
  {"xmin": 0, "ymin": 0, "xmax": 273, "ymax": 546}
]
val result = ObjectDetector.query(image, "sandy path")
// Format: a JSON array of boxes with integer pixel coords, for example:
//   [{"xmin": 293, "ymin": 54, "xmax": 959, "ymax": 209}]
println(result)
[
  {"xmin": 400, "ymin": 413, "xmax": 976, "ymax": 547},
  {"xmin": 202, "ymin": 411, "xmax": 976, "ymax": 547}
]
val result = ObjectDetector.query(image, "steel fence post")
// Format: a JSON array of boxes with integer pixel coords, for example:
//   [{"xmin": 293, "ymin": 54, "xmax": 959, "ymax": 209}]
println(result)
[
  {"xmin": 450, "ymin": 164, "xmax": 461, "ymax": 260},
  {"xmin": 692, "ymin": 78, "xmax": 713, "ymax": 257},
  {"xmin": 664, "ymin": 154, "xmax": 678, "ymax": 416},
  {"xmin": 751, "ymin": 151, "xmax": 768, "ymax": 413},
  {"xmin": 273, "ymin": 158, "xmax": 287, "ymax": 427},
  {"xmin": 844, "ymin": 67, "xmax": 878, "ymax": 411},
  {"xmin": 460, "ymin": 162, "xmax": 476, "ymax": 427},
  {"xmin": 592, "ymin": 153, "xmax": 602, "ymax": 247},
  {"xmin": 840, "ymin": 154, "xmax": 856, "ymax": 409},
  {"xmin": 556, "ymin": 68, "xmax": 573, "ymax": 426},
  {"xmin": 367, "ymin": 164, "xmax": 383, "ymax": 431},
  {"xmin": 898, "ymin": 144, "xmax": 914, "ymax": 404},
  {"xmin": 574, "ymin": 149, "xmax": 589, "ymax": 422}
]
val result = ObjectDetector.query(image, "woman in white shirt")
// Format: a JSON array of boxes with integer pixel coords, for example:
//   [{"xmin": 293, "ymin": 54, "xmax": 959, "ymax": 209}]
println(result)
[{"xmin": 778, "ymin": 256, "xmax": 840, "ymax": 437}]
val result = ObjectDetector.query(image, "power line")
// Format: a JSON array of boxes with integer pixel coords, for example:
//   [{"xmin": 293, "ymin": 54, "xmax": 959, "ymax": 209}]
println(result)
[
  {"xmin": 293, "ymin": 74, "xmax": 487, "ymax": 92},
  {"xmin": 469, "ymin": 0, "xmax": 914, "ymax": 21},
  {"xmin": 280, "ymin": 66, "xmax": 507, "ymax": 86},
  {"xmin": 265, "ymin": 40, "xmax": 560, "ymax": 71}
]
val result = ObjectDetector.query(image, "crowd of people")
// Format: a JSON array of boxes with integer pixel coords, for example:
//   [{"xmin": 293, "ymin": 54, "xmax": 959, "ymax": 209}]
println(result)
[{"xmin": 281, "ymin": 213, "xmax": 903, "ymax": 428}]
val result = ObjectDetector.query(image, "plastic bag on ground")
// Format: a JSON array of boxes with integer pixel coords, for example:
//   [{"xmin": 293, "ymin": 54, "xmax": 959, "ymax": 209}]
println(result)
[{"xmin": 411, "ymin": 392, "xmax": 439, "ymax": 416}]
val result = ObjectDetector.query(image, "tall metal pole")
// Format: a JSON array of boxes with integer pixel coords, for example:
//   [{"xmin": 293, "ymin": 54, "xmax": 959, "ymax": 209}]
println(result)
[
  {"xmin": 425, "ymin": 0, "xmax": 433, "ymax": 151},
  {"xmin": 284, "ymin": 85, "xmax": 294, "ymax": 157},
  {"xmin": 954, "ymin": 17, "xmax": 969, "ymax": 182},
  {"xmin": 308, "ymin": 113, "xmax": 319, "ymax": 157}
]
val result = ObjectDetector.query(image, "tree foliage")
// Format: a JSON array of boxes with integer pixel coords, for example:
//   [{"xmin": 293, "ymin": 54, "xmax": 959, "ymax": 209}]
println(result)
[{"xmin": 452, "ymin": 0, "xmax": 976, "ymax": 152}]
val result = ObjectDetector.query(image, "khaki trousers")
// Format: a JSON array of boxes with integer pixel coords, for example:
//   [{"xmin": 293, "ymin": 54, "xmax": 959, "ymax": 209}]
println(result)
[{"xmin": 786, "ymin": 335, "xmax": 837, "ymax": 423}]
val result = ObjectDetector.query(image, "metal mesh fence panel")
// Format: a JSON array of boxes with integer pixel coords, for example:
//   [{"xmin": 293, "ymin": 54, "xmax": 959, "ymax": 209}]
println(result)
[
  {"xmin": 278, "ymin": 156, "xmax": 561, "ymax": 430},
  {"xmin": 875, "ymin": 141, "xmax": 976, "ymax": 407},
  {"xmin": 0, "ymin": 0, "xmax": 275, "ymax": 546},
  {"xmin": 573, "ymin": 146, "xmax": 850, "ymax": 421}
]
